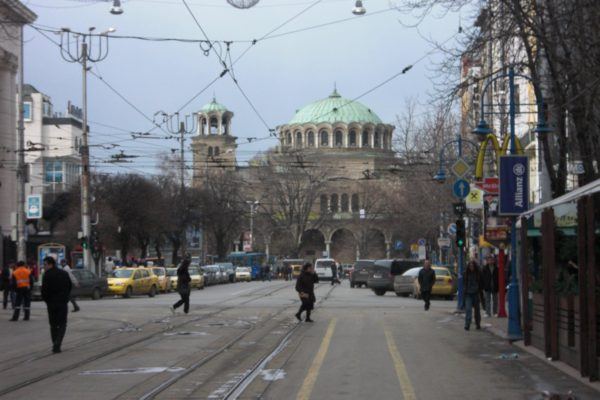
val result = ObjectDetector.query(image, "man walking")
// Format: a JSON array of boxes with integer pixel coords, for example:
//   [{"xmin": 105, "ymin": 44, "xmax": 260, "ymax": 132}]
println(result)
[
  {"xmin": 41, "ymin": 256, "xmax": 72, "ymax": 353},
  {"xmin": 172, "ymin": 258, "xmax": 191, "ymax": 314},
  {"xmin": 481, "ymin": 255, "xmax": 499, "ymax": 317},
  {"xmin": 418, "ymin": 260, "xmax": 436, "ymax": 311},
  {"xmin": 60, "ymin": 259, "xmax": 80, "ymax": 312},
  {"xmin": 464, "ymin": 260, "xmax": 483, "ymax": 331},
  {"xmin": 10, "ymin": 261, "xmax": 33, "ymax": 321},
  {"xmin": 295, "ymin": 263, "xmax": 318, "ymax": 322},
  {"xmin": 1, "ymin": 262, "xmax": 12, "ymax": 310}
]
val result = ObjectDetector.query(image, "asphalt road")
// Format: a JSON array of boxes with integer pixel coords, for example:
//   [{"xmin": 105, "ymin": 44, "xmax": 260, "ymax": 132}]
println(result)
[{"xmin": 0, "ymin": 280, "xmax": 596, "ymax": 400}]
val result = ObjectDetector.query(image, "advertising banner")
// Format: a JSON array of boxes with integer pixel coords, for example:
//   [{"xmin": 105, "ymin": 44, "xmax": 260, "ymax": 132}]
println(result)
[{"xmin": 499, "ymin": 156, "xmax": 529, "ymax": 215}]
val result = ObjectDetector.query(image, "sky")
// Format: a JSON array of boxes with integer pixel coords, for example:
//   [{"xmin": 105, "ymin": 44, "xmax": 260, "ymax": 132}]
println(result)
[{"xmin": 21, "ymin": 0, "xmax": 463, "ymax": 175}]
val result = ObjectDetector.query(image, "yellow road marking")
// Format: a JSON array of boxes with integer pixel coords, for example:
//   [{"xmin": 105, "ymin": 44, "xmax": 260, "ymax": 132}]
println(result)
[
  {"xmin": 384, "ymin": 327, "xmax": 417, "ymax": 400},
  {"xmin": 296, "ymin": 318, "xmax": 337, "ymax": 400}
]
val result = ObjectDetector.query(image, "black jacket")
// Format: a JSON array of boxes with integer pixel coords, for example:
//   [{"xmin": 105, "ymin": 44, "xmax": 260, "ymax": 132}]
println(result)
[
  {"xmin": 1, "ymin": 266, "xmax": 10, "ymax": 289},
  {"xmin": 177, "ymin": 265, "xmax": 191, "ymax": 291},
  {"xmin": 41, "ymin": 267, "xmax": 72, "ymax": 305},
  {"xmin": 418, "ymin": 268, "xmax": 436, "ymax": 292},
  {"xmin": 481, "ymin": 264, "xmax": 499, "ymax": 293},
  {"xmin": 464, "ymin": 267, "xmax": 483, "ymax": 295},
  {"xmin": 330, "ymin": 264, "xmax": 338, "ymax": 278},
  {"xmin": 296, "ymin": 271, "xmax": 318, "ymax": 302}
]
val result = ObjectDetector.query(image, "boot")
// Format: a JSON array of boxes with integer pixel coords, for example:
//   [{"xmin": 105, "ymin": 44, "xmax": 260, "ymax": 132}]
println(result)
[
  {"xmin": 54, "ymin": 324, "xmax": 67, "ymax": 353},
  {"xmin": 24, "ymin": 309, "xmax": 30, "ymax": 321},
  {"xmin": 305, "ymin": 310, "xmax": 314, "ymax": 323},
  {"xmin": 10, "ymin": 309, "xmax": 19, "ymax": 321}
]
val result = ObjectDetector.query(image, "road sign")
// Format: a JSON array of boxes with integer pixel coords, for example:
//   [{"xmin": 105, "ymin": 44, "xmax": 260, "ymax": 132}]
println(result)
[
  {"xmin": 394, "ymin": 240, "xmax": 404, "ymax": 251},
  {"xmin": 451, "ymin": 158, "xmax": 471, "ymax": 178},
  {"xmin": 418, "ymin": 246, "xmax": 427, "ymax": 260},
  {"xmin": 453, "ymin": 179, "xmax": 470, "ymax": 199},
  {"xmin": 466, "ymin": 187, "xmax": 484, "ymax": 209},
  {"xmin": 453, "ymin": 201, "xmax": 466, "ymax": 216},
  {"xmin": 499, "ymin": 155, "xmax": 529, "ymax": 215},
  {"xmin": 410, "ymin": 244, "xmax": 419, "ymax": 254},
  {"xmin": 475, "ymin": 177, "xmax": 499, "ymax": 194},
  {"xmin": 437, "ymin": 237, "xmax": 451, "ymax": 248},
  {"xmin": 417, "ymin": 238, "xmax": 426, "ymax": 246},
  {"xmin": 447, "ymin": 223, "xmax": 457, "ymax": 235},
  {"xmin": 26, "ymin": 195, "xmax": 42, "ymax": 219}
]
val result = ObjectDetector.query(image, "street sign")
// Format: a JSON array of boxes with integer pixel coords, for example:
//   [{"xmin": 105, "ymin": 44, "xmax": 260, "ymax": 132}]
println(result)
[
  {"xmin": 499, "ymin": 155, "xmax": 529, "ymax": 215},
  {"xmin": 418, "ymin": 246, "xmax": 427, "ymax": 260},
  {"xmin": 447, "ymin": 223, "xmax": 457, "ymax": 235},
  {"xmin": 417, "ymin": 238, "xmax": 426, "ymax": 246},
  {"xmin": 453, "ymin": 201, "xmax": 466, "ymax": 216},
  {"xmin": 466, "ymin": 187, "xmax": 484, "ymax": 209},
  {"xmin": 394, "ymin": 240, "xmax": 404, "ymax": 251},
  {"xmin": 437, "ymin": 237, "xmax": 451, "ymax": 248},
  {"xmin": 475, "ymin": 177, "xmax": 499, "ymax": 194},
  {"xmin": 26, "ymin": 195, "xmax": 43, "ymax": 219},
  {"xmin": 451, "ymin": 158, "xmax": 471, "ymax": 178},
  {"xmin": 453, "ymin": 179, "xmax": 470, "ymax": 199},
  {"xmin": 410, "ymin": 244, "xmax": 419, "ymax": 255}
]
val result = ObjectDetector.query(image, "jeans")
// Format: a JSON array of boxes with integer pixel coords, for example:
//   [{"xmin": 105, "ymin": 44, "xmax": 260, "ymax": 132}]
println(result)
[
  {"xmin": 173, "ymin": 288, "xmax": 190, "ymax": 313},
  {"xmin": 464, "ymin": 293, "xmax": 481, "ymax": 329},
  {"xmin": 47, "ymin": 303, "xmax": 68, "ymax": 351},
  {"xmin": 483, "ymin": 291, "xmax": 498, "ymax": 316},
  {"xmin": 421, "ymin": 290, "xmax": 431, "ymax": 310}
]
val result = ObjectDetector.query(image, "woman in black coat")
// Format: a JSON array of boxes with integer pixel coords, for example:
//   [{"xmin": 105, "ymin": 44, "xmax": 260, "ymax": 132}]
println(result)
[
  {"xmin": 295, "ymin": 263, "xmax": 319, "ymax": 322},
  {"xmin": 172, "ymin": 259, "xmax": 192, "ymax": 314}
]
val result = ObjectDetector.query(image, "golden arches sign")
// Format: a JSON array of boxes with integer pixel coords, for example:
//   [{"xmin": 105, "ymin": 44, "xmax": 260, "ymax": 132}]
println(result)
[{"xmin": 475, "ymin": 134, "xmax": 524, "ymax": 180}]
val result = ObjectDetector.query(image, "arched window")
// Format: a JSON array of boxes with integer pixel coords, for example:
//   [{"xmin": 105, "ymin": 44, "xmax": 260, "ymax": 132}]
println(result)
[
  {"xmin": 307, "ymin": 131, "xmax": 315, "ymax": 147},
  {"xmin": 330, "ymin": 194, "xmax": 339, "ymax": 213},
  {"xmin": 210, "ymin": 117, "xmax": 219, "ymax": 134},
  {"xmin": 351, "ymin": 194, "xmax": 359, "ymax": 212},
  {"xmin": 200, "ymin": 118, "xmax": 206, "ymax": 135},
  {"xmin": 374, "ymin": 131, "xmax": 381, "ymax": 148},
  {"xmin": 320, "ymin": 194, "xmax": 328, "ymax": 214},
  {"xmin": 207, "ymin": 146, "xmax": 213, "ymax": 157},
  {"xmin": 349, "ymin": 130, "xmax": 357, "ymax": 147},
  {"xmin": 362, "ymin": 130, "xmax": 370, "ymax": 147},
  {"xmin": 320, "ymin": 130, "xmax": 329, "ymax": 146},
  {"xmin": 296, "ymin": 131, "xmax": 303, "ymax": 148},
  {"xmin": 286, "ymin": 131, "xmax": 292, "ymax": 145},
  {"xmin": 335, "ymin": 130, "xmax": 343, "ymax": 147},
  {"xmin": 382, "ymin": 131, "xmax": 388, "ymax": 149},
  {"xmin": 214, "ymin": 146, "xmax": 220, "ymax": 156},
  {"xmin": 341, "ymin": 194, "xmax": 349, "ymax": 212},
  {"xmin": 222, "ymin": 116, "xmax": 229, "ymax": 135}
]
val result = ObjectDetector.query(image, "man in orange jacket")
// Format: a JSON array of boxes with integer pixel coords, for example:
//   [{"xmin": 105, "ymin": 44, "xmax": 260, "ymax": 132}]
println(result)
[{"xmin": 10, "ymin": 261, "xmax": 34, "ymax": 321}]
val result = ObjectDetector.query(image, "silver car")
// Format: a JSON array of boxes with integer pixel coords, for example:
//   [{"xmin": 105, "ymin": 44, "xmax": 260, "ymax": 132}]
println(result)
[{"xmin": 393, "ymin": 267, "xmax": 421, "ymax": 297}]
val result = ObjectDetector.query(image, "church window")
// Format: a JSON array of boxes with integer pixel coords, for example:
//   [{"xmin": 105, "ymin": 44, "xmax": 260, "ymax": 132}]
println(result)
[
  {"xmin": 307, "ymin": 131, "xmax": 315, "ymax": 147},
  {"xmin": 286, "ymin": 131, "xmax": 292, "ymax": 145},
  {"xmin": 362, "ymin": 130, "xmax": 370, "ymax": 147},
  {"xmin": 214, "ymin": 146, "xmax": 220, "ymax": 156},
  {"xmin": 351, "ymin": 194, "xmax": 359, "ymax": 212},
  {"xmin": 341, "ymin": 194, "xmax": 349, "ymax": 212},
  {"xmin": 320, "ymin": 194, "xmax": 328, "ymax": 213},
  {"xmin": 320, "ymin": 130, "xmax": 329, "ymax": 146},
  {"xmin": 210, "ymin": 117, "xmax": 219, "ymax": 134},
  {"xmin": 335, "ymin": 130, "xmax": 343, "ymax": 147},
  {"xmin": 330, "ymin": 194, "xmax": 339, "ymax": 213},
  {"xmin": 374, "ymin": 131, "xmax": 381, "ymax": 148},
  {"xmin": 349, "ymin": 130, "xmax": 357, "ymax": 147},
  {"xmin": 208, "ymin": 146, "xmax": 213, "ymax": 157},
  {"xmin": 296, "ymin": 131, "xmax": 303, "ymax": 148}
]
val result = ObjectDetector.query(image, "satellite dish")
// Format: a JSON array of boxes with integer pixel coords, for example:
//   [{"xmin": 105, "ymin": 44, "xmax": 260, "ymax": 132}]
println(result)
[{"xmin": 226, "ymin": 0, "xmax": 260, "ymax": 9}]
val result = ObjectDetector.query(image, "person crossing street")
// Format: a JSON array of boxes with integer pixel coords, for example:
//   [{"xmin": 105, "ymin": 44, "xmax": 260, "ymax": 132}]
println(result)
[
  {"xmin": 418, "ymin": 260, "xmax": 436, "ymax": 311},
  {"xmin": 171, "ymin": 258, "xmax": 191, "ymax": 314},
  {"xmin": 41, "ymin": 256, "xmax": 72, "ymax": 353},
  {"xmin": 10, "ymin": 261, "xmax": 34, "ymax": 321},
  {"xmin": 295, "ymin": 263, "xmax": 318, "ymax": 322}
]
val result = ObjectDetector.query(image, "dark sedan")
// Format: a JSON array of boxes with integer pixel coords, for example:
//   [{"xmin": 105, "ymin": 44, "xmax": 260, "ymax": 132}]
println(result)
[
  {"xmin": 350, "ymin": 260, "xmax": 374, "ymax": 288},
  {"xmin": 367, "ymin": 259, "xmax": 422, "ymax": 296},
  {"xmin": 32, "ymin": 269, "xmax": 108, "ymax": 300}
]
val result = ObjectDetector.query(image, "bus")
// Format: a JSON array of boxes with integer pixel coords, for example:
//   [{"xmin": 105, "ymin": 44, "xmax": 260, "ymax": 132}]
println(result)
[{"xmin": 226, "ymin": 252, "xmax": 274, "ymax": 280}]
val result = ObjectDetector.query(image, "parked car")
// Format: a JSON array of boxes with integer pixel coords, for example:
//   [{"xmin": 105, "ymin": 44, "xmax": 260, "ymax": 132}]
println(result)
[
  {"xmin": 367, "ymin": 259, "xmax": 421, "ymax": 296},
  {"xmin": 71, "ymin": 269, "xmax": 108, "ymax": 300},
  {"xmin": 350, "ymin": 260, "xmax": 374, "ymax": 288},
  {"xmin": 216, "ymin": 265, "xmax": 229, "ymax": 284},
  {"xmin": 151, "ymin": 267, "xmax": 171, "ymax": 292},
  {"xmin": 219, "ymin": 262, "xmax": 236, "ymax": 283},
  {"xmin": 188, "ymin": 264, "xmax": 205, "ymax": 289},
  {"xmin": 201, "ymin": 265, "xmax": 218, "ymax": 286},
  {"xmin": 107, "ymin": 268, "xmax": 159, "ymax": 298},
  {"xmin": 291, "ymin": 264, "xmax": 303, "ymax": 279},
  {"xmin": 235, "ymin": 267, "xmax": 252, "ymax": 282},
  {"xmin": 393, "ymin": 267, "xmax": 421, "ymax": 297},
  {"xmin": 393, "ymin": 266, "xmax": 456, "ymax": 300},
  {"xmin": 166, "ymin": 267, "xmax": 178, "ymax": 290},
  {"xmin": 314, "ymin": 258, "xmax": 336, "ymax": 281}
]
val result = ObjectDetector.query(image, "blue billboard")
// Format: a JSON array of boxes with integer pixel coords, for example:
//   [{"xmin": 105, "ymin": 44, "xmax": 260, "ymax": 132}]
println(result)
[{"xmin": 499, "ymin": 155, "xmax": 529, "ymax": 215}]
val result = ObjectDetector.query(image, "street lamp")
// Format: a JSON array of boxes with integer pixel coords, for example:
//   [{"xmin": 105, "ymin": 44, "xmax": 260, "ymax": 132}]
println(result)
[
  {"xmin": 247, "ymin": 200, "xmax": 259, "ymax": 250},
  {"xmin": 110, "ymin": 0, "xmax": 124, "ymax": 15},
  {"xmin": 473, "ymin": 66, "xmax": 551, "ymax": 340},
  {"xmin": 352, "ymin": 0, "xmax": 367, "ymax": 15},
  {"xmin": 59, "ymin": 27, "xmax": 113, "ymax": 275}
]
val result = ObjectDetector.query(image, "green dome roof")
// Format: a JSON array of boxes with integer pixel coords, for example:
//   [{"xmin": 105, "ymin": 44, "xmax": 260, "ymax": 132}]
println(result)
[
  {"xmin": 201, "ymin": 97, "xmax": 229, "ymax": 113},
  {"xmin": 288, "ymin": 89, "xmax": 382, "ymax": 125}
]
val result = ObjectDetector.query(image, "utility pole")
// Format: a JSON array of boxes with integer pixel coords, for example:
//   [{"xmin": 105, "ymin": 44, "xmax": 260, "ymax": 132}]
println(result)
[
  {"xmin": 60, "ymin": 27, "xmax": 112, "ymax": 274},
  {"xmin": 16, "ymin": 25, "xmax": 26, "ymax": 262}
]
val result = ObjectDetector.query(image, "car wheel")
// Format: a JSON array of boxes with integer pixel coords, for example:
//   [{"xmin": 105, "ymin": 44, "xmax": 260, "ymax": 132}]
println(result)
[
  {"xmin": 149, "ymin": 285, "xmax": 157, "ymax": 297},
  {"xmin": 124, "ymin": 286, "xmax": 132, "ymax": 298},
  {"xmin": 350, "ymin": 282, "xmax": 355, "ymax": 288},
  {"xmin": 92, "ymin": 288, "xmax": 101, "ymax": 300},
  {"xmin": 374, "ymin": 290, "xmax": 386, "ymax": 296},
  {"xmin": 395, "ymin": 291, "xmax": 403, "ymax": 297}
]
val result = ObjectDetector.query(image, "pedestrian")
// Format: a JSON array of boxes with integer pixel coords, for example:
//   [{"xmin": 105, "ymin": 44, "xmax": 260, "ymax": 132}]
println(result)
[
  {"xmin": 481, "ymin": 255, "xmax": 499, "ymax": 317},
  {"xmin": 171, "ymin": 258, "xmax": 191, "ymax": 314},
  {"xmin": 10, "ymin": 261, "xmax": 34, "ymax": 321},
  {"xmin": 104, "ymin": 257, "xmax": 115, "ymax": 276},
  {"xmin": 295, "ymin": 263, "xmax": 318, "ymax": 322},
  {"xmin": 41, "ymin": 256, "xmax": 72, "ymax": 353},
  {"xmin": 60, "ymin": 259, "xmax": 80, "ymax": 312},
  {"xmin": 338, "ymin": 263, "xmax": 344, "ymax": 279},
  {"xmin": 330, "ymin": 262, "xmax": 340, "ymax": 286},
  {"xmin": 265, "ymin": 264, "xmax": 271, "ymax": 281},
  {"xmin": 464, "ymin": 260, "xmax": 483, "ymax": 331},
  {"xmin": 418, "ymin": 260, "xmax": 436, "ymax": 311},
  {"xmin": 1, "ymin": 262, "xmax": 12, "ymax": 310}
]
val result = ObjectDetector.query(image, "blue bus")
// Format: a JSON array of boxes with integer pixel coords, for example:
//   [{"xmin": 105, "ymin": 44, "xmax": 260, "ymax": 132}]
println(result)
[{"xmin": 227, "ymin": 252, "xmax": 273, "ymax": 280}]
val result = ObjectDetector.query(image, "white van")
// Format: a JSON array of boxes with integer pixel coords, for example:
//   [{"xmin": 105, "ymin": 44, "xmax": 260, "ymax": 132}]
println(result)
[{"xmin": 314, "ymin": 258, "xmax": 336, "ymax": 280}]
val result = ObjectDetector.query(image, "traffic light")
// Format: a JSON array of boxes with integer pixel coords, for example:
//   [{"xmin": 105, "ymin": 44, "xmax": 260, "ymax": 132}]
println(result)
[
  {"xmin": 81, "ymin": 236, "xmax": 88, "ymax": 250},
  {"xmin": 455, "ymin": 219, "xmax": 466, "ymax": 248}
]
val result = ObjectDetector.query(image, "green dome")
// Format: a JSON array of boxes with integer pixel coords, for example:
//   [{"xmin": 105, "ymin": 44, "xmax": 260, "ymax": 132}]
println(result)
[
  {"xmin": 288, "ymin": 89, "xmax": 382, "ymax": 125},
  {"xmin": 201, "ymin": 97, "xmax": 229, "ymax": 113}
]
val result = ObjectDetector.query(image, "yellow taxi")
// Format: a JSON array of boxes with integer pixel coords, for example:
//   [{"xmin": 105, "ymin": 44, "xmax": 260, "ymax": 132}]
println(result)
[
  {"xmin": 188, "ymin": 264, "xmax": 205, "ymax": 289},
  {"xmin": 151, "ymin": 267, "xmax": 171, "ymax": 292},
  {"xmin": 166, "ymin": 267, "xmax": 178, "ymax": 290},
  {"xmin": 291, "ymin": 264, "xmax": 303, "ymax": 278},
  {"xmin": 107, "ymin": 268, "xmax": 159, "ymax": 298},
  {"xmin": 427, "ymin": 266, "xmax": 456, "ymax": 300}
]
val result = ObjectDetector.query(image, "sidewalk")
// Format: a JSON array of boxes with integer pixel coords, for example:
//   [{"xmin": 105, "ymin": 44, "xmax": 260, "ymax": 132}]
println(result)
[{"xmin": 480, "ymin": 313, "xmax": 600, "ymax": 394}]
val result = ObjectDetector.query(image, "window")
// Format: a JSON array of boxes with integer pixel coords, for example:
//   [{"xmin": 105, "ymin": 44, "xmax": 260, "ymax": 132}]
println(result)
[
  {"xmin": 349, "ymin": 130, "xmax": 357, "ymax": 147},
  {"xmin": 43, "ymin": 100, "xmax": 53, "ymax": 117},
  {"xmin": 296, "ymin": 131, "xmax": 303, "ymax": 147},
  {"xmin": 307, "ymin": 131, "xmax": 315, "ymax": 147},
  {"xmin": 320, "ymin": 194, "xmax": 328, "ymax": 213},
  {"xmin": 330, "ymin": 194, "xmax": 339, "ymax": 213},
  {"xmin": 362, "ymin": 130, "xmax": 369, "ymax": 147},
  {"xmin": 320, "ymin": 130, "xmax": 329, "ymax": 146},
  {"xmin": 335, "ymin": 130, "xmax": 343, "ymax": 147},
  {"xmin": 210, "ymin": 117, "xmax": 218, "ymax": 134},
  {"xmin": 222, "ymin": 116, "xmax": 229, "ymax": 135},
  {"xmin": 44, "ymin": 160, "xmax": 63, "ymax": 183},
  {"xmin": 133, "ymin": 271, "xmax": 140, "ymax": 280},
  {"xmin": 351, "ymin": 194, "xmax": 359, "ymax": 212},
  {"xmin": 374, "ymin": 132, "xmax": 381, "ymax": 148},
  {"xmin": 214, "ymin": 146, "xmax": 220, "ymax": 156},
  {"xmin": 208, "ymin": 146, "xmax": 213, "ymax": 157},
  {"xmin": 23, "ymin": 102, "xmax": 32, "ymax": 121},
  {"xmin": 341, "ymin": 194, "xmax": 349, "ymax": 212},
  {"xmin": 286, "ymin": 131, "xmax": 292, "ymax": 145}
]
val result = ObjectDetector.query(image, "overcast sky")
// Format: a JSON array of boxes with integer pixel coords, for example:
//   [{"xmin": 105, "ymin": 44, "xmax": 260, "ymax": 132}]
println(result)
[{"xmin": 22, "ymin": 0, "xmax": 462, "ymax": 174}]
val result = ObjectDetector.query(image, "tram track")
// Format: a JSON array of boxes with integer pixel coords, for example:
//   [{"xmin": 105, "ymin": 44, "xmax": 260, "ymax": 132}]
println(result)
[{"xmin": 0, "ymin": 282, "xmax": 293, "ymax": 398}]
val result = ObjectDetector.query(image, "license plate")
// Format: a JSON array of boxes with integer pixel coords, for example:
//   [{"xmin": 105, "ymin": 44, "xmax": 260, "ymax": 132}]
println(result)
[{"xmin": 373, "ymin": 274, "xmax": 382, "ymax": 279}]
